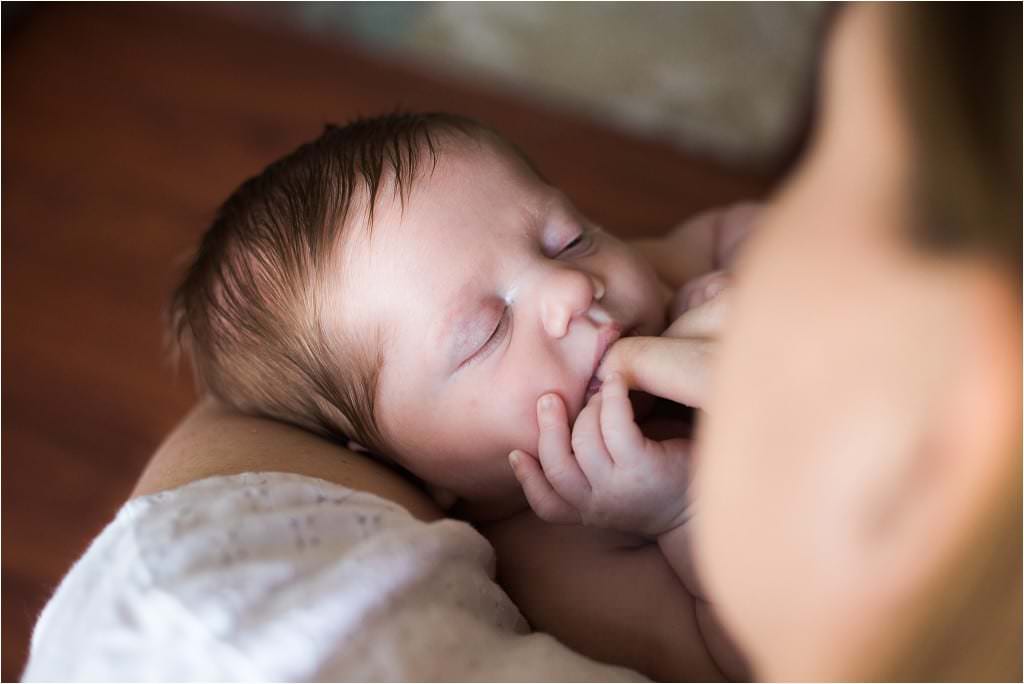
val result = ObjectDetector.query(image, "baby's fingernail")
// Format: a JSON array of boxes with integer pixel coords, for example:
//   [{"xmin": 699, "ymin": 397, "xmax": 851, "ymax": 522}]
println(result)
[
  {"xmin": 509, "ymin": 450, "xmax": 522, "ymax": 466},
  {"xmin": 538, "ymin": 394, "xmax": 556, "ymax": 415}
]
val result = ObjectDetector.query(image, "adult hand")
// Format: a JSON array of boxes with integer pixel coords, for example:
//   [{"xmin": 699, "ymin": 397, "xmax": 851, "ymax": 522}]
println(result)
[{"xmin": 598, "ymin": 282, "xmax": 729, "ymax": 410}]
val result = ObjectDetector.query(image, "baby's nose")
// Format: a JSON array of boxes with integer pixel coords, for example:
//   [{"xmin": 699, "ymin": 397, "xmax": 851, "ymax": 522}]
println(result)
[{"xmin": 541, "ymin": 270, "xmax": 605, "ymax": 339}]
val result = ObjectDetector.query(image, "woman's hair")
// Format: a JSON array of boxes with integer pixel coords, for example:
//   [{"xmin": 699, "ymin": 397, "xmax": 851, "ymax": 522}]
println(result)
[
  {"xmin": 891, "ymin": 3, "xmax": 1021, "ymax": 279},
  {"xmin": 880, "ymin": 4, "xmax": 1021, "ymax": 680}
]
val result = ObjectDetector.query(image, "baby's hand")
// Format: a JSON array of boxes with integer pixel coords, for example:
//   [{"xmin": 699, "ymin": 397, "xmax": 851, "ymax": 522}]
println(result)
[
  {"xmin": 509, "ymin": 374, "xmax": 692, "ymax": 538},
  {"xmin": 702, "ymin": 201, "xmax": 762, "ymax": 270},
  {"xmin": 509, "ymin": 284, "xmax": 731, "ymax": 536},
  {"xmin": 633, "ymin": 201, "xmax": 763, "ymax": 294},
  {"xmin": 670, "ymin": 269, "xmax": 729, "ymax": 323}
]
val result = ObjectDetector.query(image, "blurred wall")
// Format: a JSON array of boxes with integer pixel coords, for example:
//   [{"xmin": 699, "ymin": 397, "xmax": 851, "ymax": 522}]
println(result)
[{"xmin": 240, "ymin": 2, "xmax": 828, "ymax": 167}]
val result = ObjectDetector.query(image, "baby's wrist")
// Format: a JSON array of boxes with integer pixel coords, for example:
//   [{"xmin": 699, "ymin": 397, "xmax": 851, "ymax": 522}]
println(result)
[
  {"xmin": 655, "ymin": 513, "xmax": 689, "ymax": 543},
  {"xmin": 651, "ymin": 505, "xmax": 690, "ymax": 539},
  {"xmin": 627, "ymin": 497, "xmax": 689, "ymax": 539}
]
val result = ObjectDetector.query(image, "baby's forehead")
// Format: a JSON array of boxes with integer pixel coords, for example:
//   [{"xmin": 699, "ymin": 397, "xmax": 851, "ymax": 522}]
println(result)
[
  {"xmin": 357, "ymin": 143, "xmax": 551, "ymax": 248},
  {"xmin": 326, "ymin": 138, "xmax": 556, "ymax": 340}
]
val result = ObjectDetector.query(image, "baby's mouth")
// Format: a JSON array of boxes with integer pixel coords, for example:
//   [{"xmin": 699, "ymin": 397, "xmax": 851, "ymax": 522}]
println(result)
[
  {"xmin": 584, "ymin": 375, "xmax": 604, "ymax": 404},
  {"xmin": 584, "ymin": 326, "xmax": 637, "ymax": 403}
]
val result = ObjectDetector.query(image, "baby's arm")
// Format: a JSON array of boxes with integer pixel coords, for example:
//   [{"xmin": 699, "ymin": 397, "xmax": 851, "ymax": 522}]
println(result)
[
  {"xmin": 508, "ymin": 377, "xmax": 746, "ymax": 681},
  {"xmin": 507, "ymin": 294, "xmax": 747, "ymax": 679},
  {"xmin": 479, "ymin": 509, "xmax": 726, "ymax": 682}
]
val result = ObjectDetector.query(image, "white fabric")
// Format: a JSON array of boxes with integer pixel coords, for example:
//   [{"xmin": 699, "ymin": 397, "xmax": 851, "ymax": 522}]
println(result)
[{"xmin": 23, "ymin": 472, "xmax": 643, "ymax": 682}]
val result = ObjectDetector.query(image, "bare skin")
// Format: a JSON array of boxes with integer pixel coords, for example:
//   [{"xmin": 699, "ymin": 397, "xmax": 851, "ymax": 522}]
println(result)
[
  {"xmin": 135, "ymin": 202, "xmax": 757, "ymax": 681},
  {"xmin": 133, "ymin": 399, "xmax": 442, "ymax": 523}
]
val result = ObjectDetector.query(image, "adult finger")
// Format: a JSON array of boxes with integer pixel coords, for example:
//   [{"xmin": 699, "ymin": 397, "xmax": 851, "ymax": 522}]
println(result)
[
  {"xmin": 596, "ymin": 336, "xmax": 713, "ymax": 409},
  {"xmin": 509, "ymin": 450, "xmax": 581, "ymax": 524},
  {"xmin": 536, "ymin": 393, "xmax": 591, "ymax": 505}
]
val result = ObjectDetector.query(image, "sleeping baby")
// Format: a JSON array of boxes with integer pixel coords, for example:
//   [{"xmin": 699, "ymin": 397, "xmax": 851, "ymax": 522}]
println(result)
[{"xmin": 172, "ymin": 112, "xmax": 757, "ymax": 680}]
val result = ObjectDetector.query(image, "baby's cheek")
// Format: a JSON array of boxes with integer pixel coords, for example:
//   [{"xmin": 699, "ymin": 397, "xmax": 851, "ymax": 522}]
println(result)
[
  {"xmin": 614, "ymin": 256, "xmax": 669, "ymax": 330},
  {"xmin": 517, "ymin": 419, "xmax": 543, "ymax": 455},
  {"xmin": 501, "ymin": 346, "xmax": 570, "ymax": 409},
  {"xmin": 489, "ymin": 377, "xmax": 541, "ymax": 455}
]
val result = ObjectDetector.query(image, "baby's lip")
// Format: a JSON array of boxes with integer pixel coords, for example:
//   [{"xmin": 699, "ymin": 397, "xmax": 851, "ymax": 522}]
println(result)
[
  {"xmin": 592, "ymin": 323, "xmax": 624, "ymax": 374},
  {"xmin": 584, "ymin": 324, "xmax": 635, "ymax": 403}
]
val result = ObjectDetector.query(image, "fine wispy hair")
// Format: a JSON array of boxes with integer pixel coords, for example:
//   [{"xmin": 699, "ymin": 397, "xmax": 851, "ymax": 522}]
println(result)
[{"xmin": 169, "ymin": 112, "xmax": 485, "ymax": 453}]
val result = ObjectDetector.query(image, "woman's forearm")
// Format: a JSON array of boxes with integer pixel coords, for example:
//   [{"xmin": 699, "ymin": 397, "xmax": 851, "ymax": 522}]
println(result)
[{"xmin": 133, "ymin": 398, "xmax": 442, "ymax": 522}]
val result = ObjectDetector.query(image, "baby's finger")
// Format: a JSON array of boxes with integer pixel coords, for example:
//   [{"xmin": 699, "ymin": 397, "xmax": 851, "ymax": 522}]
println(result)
[
  {"xmin": 598, "ymin": 373, "xmax": 649, "ymax": 466},
  {"xmin": 570, "ymin": 393, "xmax": 613, "ymax": 481},
  {"xmin": 509, "ymin": 450, "xmax": 581, "ymax": 525},
  {"xmin": 597, "ymin": 336, "xmax": 713, "ymax": 409},
  {"xmin": 537, "ymin": 393, "xmax": 591, "ymax": 505}
]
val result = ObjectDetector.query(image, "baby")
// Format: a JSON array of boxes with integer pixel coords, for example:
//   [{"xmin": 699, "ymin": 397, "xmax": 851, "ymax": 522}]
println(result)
[{"xmin": 173, "ymin": 112, "xmax": 756, "ymax": 680}]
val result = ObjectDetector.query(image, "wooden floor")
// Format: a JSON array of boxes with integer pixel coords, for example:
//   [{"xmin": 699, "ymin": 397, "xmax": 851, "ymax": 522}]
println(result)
[{"xmin": 2, "ymin": 5, "xmax": 770, "ymax": 679}]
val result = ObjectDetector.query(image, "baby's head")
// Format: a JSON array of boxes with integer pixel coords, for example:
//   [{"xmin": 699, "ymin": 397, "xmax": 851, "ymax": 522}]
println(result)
[{"xmin": 174, "ymin": 113, "xmax": 667, "ymax": 509}]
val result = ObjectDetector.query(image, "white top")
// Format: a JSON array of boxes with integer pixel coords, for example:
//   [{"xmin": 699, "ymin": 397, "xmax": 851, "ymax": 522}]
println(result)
[{"xmin": 23, "ymin": 472, "xmax": 643, "ymax": 682}]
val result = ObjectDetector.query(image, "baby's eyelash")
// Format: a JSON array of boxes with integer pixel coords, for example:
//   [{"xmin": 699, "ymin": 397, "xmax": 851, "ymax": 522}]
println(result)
[
  {"xmin": 559, "ymin": 231, "xmax": 595, "ymax": 257},
  {"xmin": 480, "ymin": 309, "xmax": 509, "ymax": 353},
  {"xmin": 463, "ymin": 308, "xmax": 510, "ymax": 368}
]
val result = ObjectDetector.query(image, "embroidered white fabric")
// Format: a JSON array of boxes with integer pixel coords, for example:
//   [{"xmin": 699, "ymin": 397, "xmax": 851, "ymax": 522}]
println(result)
[{"xmin": 23, "ymin": 472, "xmax": 643, "ymax": 682}]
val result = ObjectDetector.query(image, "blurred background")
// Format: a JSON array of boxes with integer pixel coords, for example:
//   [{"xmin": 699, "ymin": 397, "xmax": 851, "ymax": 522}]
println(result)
[
  {"xmin": 228, "ymin": 2, "xmax": 827, "ymax": 165},
  {"xmin": 2, "ymin": 2, "xmax": 827, "ymax": 679}
]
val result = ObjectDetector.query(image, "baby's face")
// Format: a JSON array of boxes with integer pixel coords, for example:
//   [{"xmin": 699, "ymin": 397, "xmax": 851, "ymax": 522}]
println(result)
[{"xmin": 335, "ymin": 143, "xmax": 667, "ymax": 510}]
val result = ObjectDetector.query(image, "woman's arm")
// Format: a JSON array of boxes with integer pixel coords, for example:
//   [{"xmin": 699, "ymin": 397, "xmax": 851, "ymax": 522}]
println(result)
[{"xmin": 133, "ymin": 397, "xmax": 442, "ymax": 522}]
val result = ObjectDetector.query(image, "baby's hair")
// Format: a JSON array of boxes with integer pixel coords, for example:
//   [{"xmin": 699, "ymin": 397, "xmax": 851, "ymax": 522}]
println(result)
[{"xmin": 170, "ymin": 112, "xmax": 495, "ymax": 453}]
